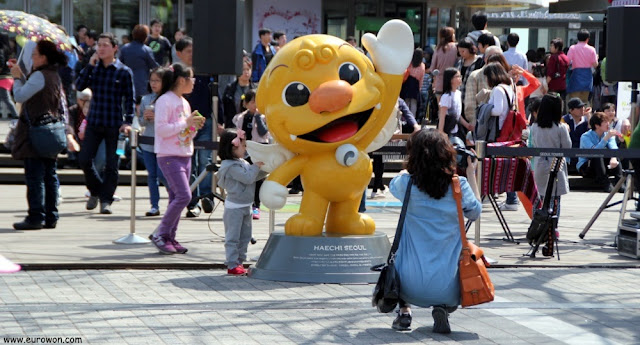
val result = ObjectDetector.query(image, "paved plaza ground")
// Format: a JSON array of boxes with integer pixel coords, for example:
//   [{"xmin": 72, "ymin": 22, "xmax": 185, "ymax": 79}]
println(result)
[
  {"xmin": 0, "ymin": 183, "xmax": 639, "ymax": 344},
  {"xmin": 0, "ymin": 268, "xmax": 639, "ymax": 344}
]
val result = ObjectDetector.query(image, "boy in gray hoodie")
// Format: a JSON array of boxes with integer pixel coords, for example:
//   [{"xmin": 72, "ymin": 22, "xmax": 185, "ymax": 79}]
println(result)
[{"xmin": 217, "ymin": 129, "xmax": 268, "ymax": 275}]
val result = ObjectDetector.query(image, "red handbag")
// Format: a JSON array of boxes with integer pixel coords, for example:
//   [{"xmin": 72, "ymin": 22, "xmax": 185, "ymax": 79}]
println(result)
[
  {"xmin": 496, "ymin": 85, "xmax": 527, "ymax": 142},
  {"xmin": 452, "ymin": 176, "xmax": 495, "ymax": 307}
]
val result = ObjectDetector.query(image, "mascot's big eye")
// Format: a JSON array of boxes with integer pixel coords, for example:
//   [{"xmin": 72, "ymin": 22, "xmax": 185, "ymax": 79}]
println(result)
[
  {"xmin": 338, "ymin": 62, "xmax": 361, "ymax": 85},
  {"xmin": 282, "ymin": 82, "xmax": 311, "ymax": 107}
]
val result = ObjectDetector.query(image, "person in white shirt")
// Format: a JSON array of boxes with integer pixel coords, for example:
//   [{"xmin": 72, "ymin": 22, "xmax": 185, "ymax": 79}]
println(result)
[{"xmin": 438, "ymin": 67, "xmax": 473, "ymax": 138}]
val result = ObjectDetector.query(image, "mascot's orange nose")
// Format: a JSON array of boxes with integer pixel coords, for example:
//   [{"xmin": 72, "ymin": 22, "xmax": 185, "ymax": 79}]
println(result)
[{"xmin": 308, "ymin": 80, "xmax": 353, "ymax": 114}]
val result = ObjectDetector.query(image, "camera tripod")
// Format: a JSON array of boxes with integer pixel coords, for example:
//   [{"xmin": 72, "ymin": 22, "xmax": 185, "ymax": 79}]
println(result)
[{"xmin": 580, "ymin": 169, "xmax": 637, "ymax": 239}]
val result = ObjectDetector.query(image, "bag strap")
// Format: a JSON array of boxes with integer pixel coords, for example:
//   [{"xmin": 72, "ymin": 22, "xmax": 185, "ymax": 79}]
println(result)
[
  {"xmin": 452, "ymin": 175, "xmax": 470, "ymax": 246},
  {"xmin": 498, "ymin": 85, "xmax": 515, "ymax": 111},
  {"xmin": 388, "ymin": 177, "xmax": 413, "ymax": 263}
]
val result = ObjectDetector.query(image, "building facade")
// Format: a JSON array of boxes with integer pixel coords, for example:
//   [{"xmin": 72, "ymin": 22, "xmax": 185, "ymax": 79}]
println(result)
[{"xmin": 1, "ymin": 0, "xmax": 602, "ymax": 54}]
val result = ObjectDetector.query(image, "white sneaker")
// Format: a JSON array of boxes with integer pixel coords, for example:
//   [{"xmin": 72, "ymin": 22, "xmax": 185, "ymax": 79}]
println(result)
[
  {"xmin": 498, "ymin": 202, "xmax": 518, "ymax": 211},
  {"xmin": 113, "ymin": 195, "xmax": 122, "ymax": 202},
  {"xmin": 368, "ymin": 192, "xmax": 377, "ymax": 199},
  {"xmin": 57, "ymin": 187, "xmax": 63, "ymax": 206}
]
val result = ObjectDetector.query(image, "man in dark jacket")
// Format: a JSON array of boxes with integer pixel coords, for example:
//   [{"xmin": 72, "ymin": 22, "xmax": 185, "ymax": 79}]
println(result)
[{"xmin": 251, "ymin": 28, "xmax": 276, "ymax": 83}]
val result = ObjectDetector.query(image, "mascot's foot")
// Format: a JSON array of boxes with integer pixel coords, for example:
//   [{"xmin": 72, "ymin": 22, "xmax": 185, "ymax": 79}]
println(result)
[
  {"xmin": 326, "ymin": 213, "xmax": 375, "ymax": 235},
  {"xmin": 285, "ymin": 213, "xmax": 324, "ymax": 236}
]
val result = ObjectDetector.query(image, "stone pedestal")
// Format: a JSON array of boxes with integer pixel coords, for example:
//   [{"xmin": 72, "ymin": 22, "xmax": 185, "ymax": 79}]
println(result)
[{"xmin": 248, "ymin": 232, "xmax": 390, "ymax": 284}]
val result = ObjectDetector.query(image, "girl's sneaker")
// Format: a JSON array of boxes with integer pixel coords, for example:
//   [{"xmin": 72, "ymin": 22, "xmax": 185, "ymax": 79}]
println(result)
[
  {"xmin": 252, "ymin": 207, "xmax": 260, "ymax": 220},
  {"xmin": 171, "ymin": 240, "xmax": 188, "ymax": 254},
  {"xmin": 227, "ymin": 266, "xmax": 247, "ymax": 276},
  {"xmin": 151, "ymin": 235, "xmax": 177, "ymax": 255}
]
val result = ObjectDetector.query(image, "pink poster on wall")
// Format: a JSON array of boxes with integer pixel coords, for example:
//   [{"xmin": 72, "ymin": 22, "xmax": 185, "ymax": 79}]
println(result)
[{"xmin": 252, "ymin": 0, "xmax": 322, "ymax": 45}]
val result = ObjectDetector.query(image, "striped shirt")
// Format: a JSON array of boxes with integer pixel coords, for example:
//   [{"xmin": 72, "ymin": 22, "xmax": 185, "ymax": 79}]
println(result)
[{"xmin": 76, "ymin": 59, "xmax": 135, "ymax": 127}]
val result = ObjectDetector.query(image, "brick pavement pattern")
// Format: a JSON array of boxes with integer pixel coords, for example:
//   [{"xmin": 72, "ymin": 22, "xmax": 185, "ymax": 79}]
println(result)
[{"xmin": 0, "ymin": 269, "xmax": 639, "ymax": 344}]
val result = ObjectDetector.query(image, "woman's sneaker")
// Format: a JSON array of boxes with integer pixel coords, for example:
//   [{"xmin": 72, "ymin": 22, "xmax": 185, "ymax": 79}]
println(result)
[
  {"xmin": 392, "ymin": 310, "xmax": 412, "ymax": 331},
  {"xmin": 151, "ymin": 235, "xmax": 177, "ymax": 255},
  {"xmin": 171, "ymin": 240, "xmax": 188, "ymax": 254},
  {"xmin": 432, "ymin": 306, "xmax": 451, "ymax": 334},
  {"xmin": 227, "ymin": 266, "xmax": 247, "ymax": 276}
]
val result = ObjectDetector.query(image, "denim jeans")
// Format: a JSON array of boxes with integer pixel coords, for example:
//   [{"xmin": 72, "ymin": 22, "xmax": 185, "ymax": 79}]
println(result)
[
  {"xmin": 506, "ymin": 192, "xmax": 518, "ymax": 205},
  {"xmin": 0, "ymin": 88, "xmax": 18, "ymax": 118},
  {"xmin": 188, "ymin": 118, "xmax": 213, "ymax": 207},
  {"xmin": 24, "ymin": 157, "xmax": 59, "ymax": 224},
  {"xmin": 79, "ymin": 125, "xmax": 120, "ymax": 204},
  {"xmin": 141, "ymin": 149, "xmax": 167, "ymax": 210}
]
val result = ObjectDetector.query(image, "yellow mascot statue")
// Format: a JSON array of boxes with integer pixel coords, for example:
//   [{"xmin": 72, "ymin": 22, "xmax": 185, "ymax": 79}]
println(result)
[{"xmin": 248, "ymin": 20, "xmax": 414, "ymax": 237}]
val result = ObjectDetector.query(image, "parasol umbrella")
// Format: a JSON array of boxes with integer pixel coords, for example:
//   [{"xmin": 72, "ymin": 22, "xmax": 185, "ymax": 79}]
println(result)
[{"xmin": 0, "ymin": 10, "xmax": 73, "ymax": 52}]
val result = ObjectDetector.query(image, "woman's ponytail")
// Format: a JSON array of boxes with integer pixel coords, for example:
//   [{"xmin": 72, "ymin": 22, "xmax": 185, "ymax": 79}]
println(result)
[{"xmin": 155, "ymin": 62, "xmax": 193, "ymax": 100}]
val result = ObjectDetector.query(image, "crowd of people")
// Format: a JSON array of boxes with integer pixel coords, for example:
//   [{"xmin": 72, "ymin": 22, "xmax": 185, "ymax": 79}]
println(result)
[
  {"xmin": 2, "ymin": 18, "xmax": 292, "ymax": 277},
  {"xmin": 1, "ymin": 11, "xmax": 635, "ymax": 334}
]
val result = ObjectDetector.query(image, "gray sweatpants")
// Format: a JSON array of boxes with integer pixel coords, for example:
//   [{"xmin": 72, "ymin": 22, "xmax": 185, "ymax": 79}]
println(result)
[{"xmin": 223, "ymin": 206, "xmax": 252, "ymax": 269}]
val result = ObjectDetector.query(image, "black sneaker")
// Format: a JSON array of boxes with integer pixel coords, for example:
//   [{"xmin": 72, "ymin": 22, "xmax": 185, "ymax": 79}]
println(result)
[
  {"xmin": 43, "ymin": 221, "xmax": 57, "ymax": 229},
  {"xmin": 186, "ymin": 205, "xmax": 201, "ymax": 218},
  {"xmin": 13, "ymin": 219, "xmax": 43, "ymax": 230},
  {"xmin": 432, "ymin": 306, "xmax": 451, "ymax": 334},
  {"xmin": 201, "ymin": 197, "xmax": 214, "ymax": 213},
  {"xmin": 86, "ymin": 196, "xmax": 99, "ymax": 210},
  {"xmin": 392, "ymin": 311, "xmax": 412, "ymax": 331}
]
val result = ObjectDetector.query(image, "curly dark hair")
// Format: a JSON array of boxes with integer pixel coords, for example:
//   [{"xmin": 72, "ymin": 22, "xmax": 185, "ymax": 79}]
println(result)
[{"xmin": 405, "ymin": 129, "xmax": 456, "ymax": 199}]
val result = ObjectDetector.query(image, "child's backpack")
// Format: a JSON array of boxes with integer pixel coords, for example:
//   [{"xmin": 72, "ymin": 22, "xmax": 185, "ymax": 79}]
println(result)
[{"xmin": 474, "ymin": 103, "xmax": 499, "ymax": 143}]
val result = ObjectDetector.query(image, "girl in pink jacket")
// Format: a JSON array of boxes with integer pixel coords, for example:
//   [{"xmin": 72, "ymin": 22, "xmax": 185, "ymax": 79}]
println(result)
[{"xmin": 150, "ymin": 63, "xmax": 205, "ymax": 255}]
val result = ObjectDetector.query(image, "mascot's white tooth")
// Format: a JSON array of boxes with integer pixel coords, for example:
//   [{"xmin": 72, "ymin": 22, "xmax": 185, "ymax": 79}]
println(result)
[
  {"xmin": 375, "ymin": 103, "xmax": 381, "ymax": 109},
  {"xmin": 290, "ymin": 134, "xmax": 297, "ymax": 141}
]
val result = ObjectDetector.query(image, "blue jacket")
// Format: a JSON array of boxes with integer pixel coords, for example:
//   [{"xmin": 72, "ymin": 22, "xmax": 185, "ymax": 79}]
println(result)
[
  {"xmin": 577, "ymin": 129, "xmax": 618, "ymax": 171},
  {"xmin": 391, "ymin": 174, "xmax": 482, "ymax": 307},
  {"xmin": 119, "ymin": 42, "xmax": 159, "ymax": 99},
  {"xmin": 251, "ymin": 42, "xmax": 276, "ymax": 82},
  {"xmin": 562, "ymin": 114, "xmax": 589, "ymax": 148}
]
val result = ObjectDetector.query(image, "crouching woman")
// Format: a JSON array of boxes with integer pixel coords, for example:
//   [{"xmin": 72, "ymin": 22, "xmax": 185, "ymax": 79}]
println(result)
[{"xmin": 389, "ymin": 129, "xmax": 482, "ymax": 333}]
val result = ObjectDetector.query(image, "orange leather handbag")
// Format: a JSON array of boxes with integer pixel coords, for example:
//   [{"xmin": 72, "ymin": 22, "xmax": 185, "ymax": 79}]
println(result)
[{"xmin": 452, "ymin": 176, "xmax": 495, "ymax": 307}]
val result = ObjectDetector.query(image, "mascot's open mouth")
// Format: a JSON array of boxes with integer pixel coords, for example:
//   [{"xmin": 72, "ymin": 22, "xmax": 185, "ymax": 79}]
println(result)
[{"xmin": 298, "ymin": 108, "xmax": 374, "ymax": 143}]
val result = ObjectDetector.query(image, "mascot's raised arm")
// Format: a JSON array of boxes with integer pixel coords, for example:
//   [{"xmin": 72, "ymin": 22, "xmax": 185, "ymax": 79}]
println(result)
[{"xmin": 247, "ymin": 19, "xmax": 413, "ymax": 237}]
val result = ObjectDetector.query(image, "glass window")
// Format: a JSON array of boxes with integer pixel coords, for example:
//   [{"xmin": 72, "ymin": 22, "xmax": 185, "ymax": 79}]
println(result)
[
  {"xmin": 439, "ymin": 8, "xmax": 450, "ymax": 30},
  {"xmin": 355, "ymin": 0, "xmax": 377, "ymax": 17},
  {"xmin": 426, "ymin": 8, "xmax": 438, "ymax": 48},
  {"xmin": 327, "ymin": 18, "xmax": 347, "ymax": 41},
  {"xmin": 30, "ymin": 0, "xmax": 63, "ymax": 25},
  {"xmin": 0, "ymin": 0, "xmax": 24, "ymax": 11},
  {"xmin": 150, "ymin": 0, "xmax": 179, "ymax": 43},
  {"xmin": 110, "ymin": 0, "xmax": 139, "ymax": 43},
  {"xmin": 73, "ymin": 0, "xmax": 104, "ymax": 33}
]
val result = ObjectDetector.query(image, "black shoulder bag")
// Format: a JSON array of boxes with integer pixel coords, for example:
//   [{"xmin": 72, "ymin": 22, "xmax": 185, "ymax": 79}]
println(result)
[{"xmin": 371, "ymin": 177, "xmax": 413, "ymax": 313}]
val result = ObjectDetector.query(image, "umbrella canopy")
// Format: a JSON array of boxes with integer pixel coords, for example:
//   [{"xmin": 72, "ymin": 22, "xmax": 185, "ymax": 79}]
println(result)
[{"xmin": 0, "ymin": 10, "xmax": 73, "ymax": 52}]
